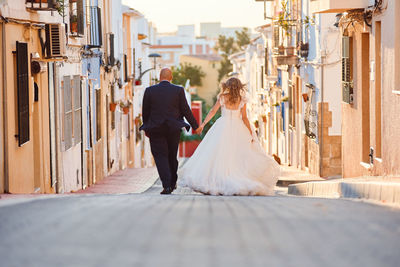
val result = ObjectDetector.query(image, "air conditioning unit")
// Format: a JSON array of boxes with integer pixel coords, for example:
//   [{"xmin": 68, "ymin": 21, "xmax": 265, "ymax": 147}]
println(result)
[{"xmin": 45, "ymin": 24, "xmax": 66, "ymax": 59}]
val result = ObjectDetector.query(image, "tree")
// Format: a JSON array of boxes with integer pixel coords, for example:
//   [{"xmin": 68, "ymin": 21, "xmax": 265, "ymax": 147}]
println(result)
[
  {"xmin": 214, "ymin": 28, "xmax": 251, "ymax": 81},
  {"xmin": 235, "ymin": 27, "xmax": 251, "ymax": 47},
  {"xmin": 171, "ymin": 63, "xmax": 205, "ymax": 87}
]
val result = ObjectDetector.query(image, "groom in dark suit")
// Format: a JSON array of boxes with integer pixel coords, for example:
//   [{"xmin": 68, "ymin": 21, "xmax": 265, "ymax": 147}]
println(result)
[{"xmin": 140, "ymin": 68, "xmax": 199, "ymax": 194}]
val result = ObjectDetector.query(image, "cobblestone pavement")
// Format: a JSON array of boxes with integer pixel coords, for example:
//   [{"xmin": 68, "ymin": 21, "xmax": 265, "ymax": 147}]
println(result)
[{"xmin": 1, "ymin": 182, "xmax": 400, "ymax": 267}]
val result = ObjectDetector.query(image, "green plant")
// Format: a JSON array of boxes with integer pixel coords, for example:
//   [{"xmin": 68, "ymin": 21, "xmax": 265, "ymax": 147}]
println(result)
[
  {"xmin": 281, "ymin": 96, "xmax": 289, "ymax": 102},
  {"xmin": 56, "ymin": 0, "xmax": 67, "ymax": 18},
  {"xmin": 276, "ymin": 0, "xmax": 291, "ymax": 37},
  {"xmin": 172, "ymin": 63, "xmax": 205, "ymax": 87},
  {"xmin": 215, "ymin": 28, "xmax": 251, "ymax": 81}
]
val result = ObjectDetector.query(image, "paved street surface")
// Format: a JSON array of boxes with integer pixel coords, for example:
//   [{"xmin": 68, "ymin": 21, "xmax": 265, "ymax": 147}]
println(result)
[{"xmin": 1, "ymin": 184, "xmax": 400, "ymax": 267}]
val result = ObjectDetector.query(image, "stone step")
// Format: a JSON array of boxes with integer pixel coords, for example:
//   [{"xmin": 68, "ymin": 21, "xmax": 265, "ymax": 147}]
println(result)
[{"xmin": 288, "ymin": 179, "xmax": 400, "ymax": 205}]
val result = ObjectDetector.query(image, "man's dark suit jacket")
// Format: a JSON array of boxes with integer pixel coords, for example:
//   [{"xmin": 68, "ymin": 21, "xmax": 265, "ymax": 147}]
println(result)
[{"xmin": 139, "ymin": 81, "xmax": 199, "ymax": 133}]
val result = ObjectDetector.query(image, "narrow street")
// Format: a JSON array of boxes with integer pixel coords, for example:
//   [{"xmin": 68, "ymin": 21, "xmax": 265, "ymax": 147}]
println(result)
[{"xmin": 1, "ymin": 179, "xmax": 399, "ymax": 267}]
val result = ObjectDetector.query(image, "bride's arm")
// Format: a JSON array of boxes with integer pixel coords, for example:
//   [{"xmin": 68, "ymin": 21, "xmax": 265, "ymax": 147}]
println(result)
[
  {"xmin": 195, "ymin": 100, "xmax": 221, "ymax": 134},
  {"xmin": 240, "ymin": 104, "xmax": 253, "ymax": 137}
]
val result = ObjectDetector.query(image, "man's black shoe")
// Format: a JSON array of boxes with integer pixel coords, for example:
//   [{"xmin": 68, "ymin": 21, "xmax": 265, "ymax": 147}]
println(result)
[
  {"xmin": 172, "ymin": 184, "xmax": 177, "ymax": 191},
  {"xmin": 160, "ymin": 187, "xmax": 173, "ymax": 195}
]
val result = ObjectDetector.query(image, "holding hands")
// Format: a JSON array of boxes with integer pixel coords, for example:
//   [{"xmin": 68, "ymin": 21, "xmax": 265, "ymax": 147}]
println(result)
[{"xmin": 194, "ymin": 124, "xmax": 205, "ymax": 135}]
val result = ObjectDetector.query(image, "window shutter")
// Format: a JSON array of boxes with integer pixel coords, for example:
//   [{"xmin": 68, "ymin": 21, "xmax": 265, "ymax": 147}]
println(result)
[
  {"xmin": 97, "ymin": 7, "xmax": 103, "ymax": 46},
  {"xmin": 95, "ymin": 89, "xmax": 101, "ymax": 141},
  {"xmin": 124, "ymin": 54, "xmax": 128, "ymax": 82},
  {"xmin": 342, "ymin": 36, "xmax": 353, "ymax": 103},
  {"xmin": 264, "ymin": 47, "xmax": 268, "ymax": 75},
  {"xmin": 16, "ymin": 41, "xmax": 30, "ymax": 146},
  {"xmin": 273, "ymin": 26, "xmax": 280, "ymax": 49},
  {"xmin": 77, "ymin": 0, "xmax": 85, "ymax": 35},
  {"xmin": 109, "ymin": 34, "xmax": 115, "ymax": 65},
  {"xmin": 73, "ymin": 75, "xmax": 82, "ymax": 145},
  {"xmin": 63, "ymin": 76, "xmax": 73, "ymax": 150},
  {"xmin": 90, "ymin": 6, "xmax": 103, "ymax": 47}
]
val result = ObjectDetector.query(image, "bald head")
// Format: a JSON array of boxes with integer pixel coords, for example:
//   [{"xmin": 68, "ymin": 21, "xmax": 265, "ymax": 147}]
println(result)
[{"xmin": 160, "ymin": 68, "xmax": 173, "ymax": 82}]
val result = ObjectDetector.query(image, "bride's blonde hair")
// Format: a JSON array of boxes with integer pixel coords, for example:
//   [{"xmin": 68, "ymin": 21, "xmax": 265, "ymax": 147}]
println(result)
[{"xmin": 219, "ymin": 77, "xmax": 245, "ymax": 105}]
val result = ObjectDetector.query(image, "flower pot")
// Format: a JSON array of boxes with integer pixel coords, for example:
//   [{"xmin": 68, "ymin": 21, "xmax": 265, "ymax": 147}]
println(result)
[
  {"xmin": 110, "ymin": 102, "xmax": 117, "ymax": 112},
  {"xmin": 302, "ymin": 93, "xmax": 309, "ymax": 102},
  {"xmin": 278, "ymin": 45, "xmax": 285, "ymax": 55},
  {"xmin": 122, "ymin": 107, "xmax": 130, "ymax": 114},
  {"xmin": 286, "ymin": 46, "xmax": 295, "ymax": 56},
  {"xmin": 70, "ymin": 22, "xmax": 78, "ymax": 33},
  {"xmin": 262, "ymin": 115, "xmax": 267, "ymax": 123}
]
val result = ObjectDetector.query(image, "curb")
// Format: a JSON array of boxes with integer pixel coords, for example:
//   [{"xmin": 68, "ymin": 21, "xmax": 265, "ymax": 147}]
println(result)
[{"xmin": 288, "ymin": 181, "xmax": 400, "ymax": 205}]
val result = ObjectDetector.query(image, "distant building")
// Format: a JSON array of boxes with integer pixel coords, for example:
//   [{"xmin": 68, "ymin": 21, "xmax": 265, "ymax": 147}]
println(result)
[
  {"xmin": 200, "ymin": 22, "xmax": 221, "ymax": 39},
  {"xmin": 200, "ymin": 22, "xmax": 247, "ymax": 39},
  {"xmin": 180, "ymin": 54, "xmax": 222, "ymax": 106},
  {"xmin": 151, "ymin": 24, "xmax": 216, "ymax": 67}
]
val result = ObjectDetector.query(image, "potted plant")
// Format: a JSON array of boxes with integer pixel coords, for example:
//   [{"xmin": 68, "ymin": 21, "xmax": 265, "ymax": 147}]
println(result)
[
  {"xmin": 286, "ymin": 46, "xmax": 295, "ymax": 56},
  {"xmin": 120, "ymin": 101, "xmax": 131, "ymax": 114},
  {"xmin": 302, "ymin": 93, "xmax": 309, "ymax": 102},
  {"xmin": 262, "ymin": 115, "xmax": 267, "ymax": 123},
  {"xmin": 254, "ymin": 120, "xmax": 259, "ymax": 128},
  {"xmin": 298, "ymin": 42, "xmax": 309, "ymax": 58},
  {"xmin": 110, "ymin": 102, "xmax": 117, "ymax": 112},
  {"xmin": 70, "ymin": 14, "xmax": 78, "ymax": 33},
  {"xmin": 278, "ymin": 44, "xmax": 285, "ymax": 55}
]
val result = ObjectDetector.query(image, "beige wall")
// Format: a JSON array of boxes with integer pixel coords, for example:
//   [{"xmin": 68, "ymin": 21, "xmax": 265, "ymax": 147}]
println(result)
[
  {"xmin": 180, "ymin": 55, "xmax": 221, "ymax": 106},
  {"xmin": 4, "ymin": 23, "xmax": 53, "ymax": 193},
  {"xmin": 0, "ymin": 22, "xmax": 4, "ymax": 193},
  {"xmin": 342, "ymin": 1, "xmax": 400, "ymax": 177}
]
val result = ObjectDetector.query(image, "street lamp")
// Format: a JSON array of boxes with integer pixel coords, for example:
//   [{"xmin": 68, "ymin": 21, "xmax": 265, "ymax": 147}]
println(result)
[{"xmin": 136, "ymin": 53, "xmax": 162, "ymax": 82}]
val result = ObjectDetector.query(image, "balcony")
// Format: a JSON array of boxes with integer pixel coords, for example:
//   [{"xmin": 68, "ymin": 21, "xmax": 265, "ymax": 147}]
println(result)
[
  {"xmin": 272, "ymin": 46, "xmax": 299, "ymax": 66},
  {"xmin": 310, "ymin": 0, "xmax": 370, "ymax": 13},
  {"xmin": 26, "ymin": 0, "xmax": 59, "ymax": 11}
]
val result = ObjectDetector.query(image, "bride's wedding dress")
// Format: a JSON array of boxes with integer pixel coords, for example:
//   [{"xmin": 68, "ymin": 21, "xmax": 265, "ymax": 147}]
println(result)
[{"xmin": 178, "ymin": 96, "xmax": 280, "ymax": 196}]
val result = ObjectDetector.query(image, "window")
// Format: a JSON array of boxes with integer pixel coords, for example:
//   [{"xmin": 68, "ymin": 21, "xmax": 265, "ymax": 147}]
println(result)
[
  {"xmin": 73, "ymin": 75, "xmax": 82, "ymax": 145},
  {"xmin": 62, "ymin": 75, "xmax": 82, "ymax": 150},
  {"xmin": 109, "ymin": 34, "xmax": 115, "ymax": 65},
  {"xmin": 95, "ymin": 89, "xmax": 101, "ymax": 141},
  {"xmin": 69, "ymin": 0, "xmax": 84, "ymax": 36},
  {"xmin": 16, "ymin": 41, "xmax": 30, "ymax": 146},
  {"xmin": 89, "ymin": 6, "xmax": 102, "ymax": 47},
  {"xmin": 111, "ymin": 85, "xmax": 115, "ymax": 130},
  {"xmin": 124, "ymin": 54, "xmax": 128, "ymax": 82},
  {"xmin": 63, "ymin": 76, "xmax": 73, "ymax": 150},
  {"xmin": 342, "ymin": 36, "xmax": 353, "ymax": 103}
]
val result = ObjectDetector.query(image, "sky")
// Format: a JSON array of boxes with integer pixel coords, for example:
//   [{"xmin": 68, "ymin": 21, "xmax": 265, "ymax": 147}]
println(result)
[{"xmin": 122, "ymin": 0, "xmax": 269, "ymax": 34}]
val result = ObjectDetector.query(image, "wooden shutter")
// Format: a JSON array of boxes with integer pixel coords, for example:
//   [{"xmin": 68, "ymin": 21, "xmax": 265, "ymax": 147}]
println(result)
[
  {"xmin": 95, "ymin": 89, "xmax": 101, "ymax": 141},
  {"xmin": 90, "ymin": 6, "xmax": 103, "ymax": 47},
  {"xmin": 124, "ymin": 54, "xmax": 128, "ymax": 82},
  {"xmin": 16, "ymin": 41, "xmax": 30, "ymax": 146},
  {"xmin": 273, "ymin": 26, "xmax": 280, "ymax": 49},
  {"xmin": 73, "ymin": 75, "xmax": 82, "ymax": 145},
  {"xmin": 63, "ymin": 76, "xmax": 73, "ymax": 150},
  {"xmin": 77, "ymin": 0, "xmax": 85, "ymax": 35},
  {"xmin": 97, "ymin": 7, "xmax": 103, "ymax": 46},
  {"xmin": 109, "ymin": 34, "xmax": 115, "ymax": 65}
]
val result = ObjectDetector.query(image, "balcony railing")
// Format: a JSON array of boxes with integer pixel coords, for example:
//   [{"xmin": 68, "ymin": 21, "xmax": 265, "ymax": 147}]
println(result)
[
  {"xmin": 26, "ymin": 0, "xmax": 58, "ymax": 11},
  {"xmin": 310, "ymin": 0, "xmax": 370, "ymax": 14}
]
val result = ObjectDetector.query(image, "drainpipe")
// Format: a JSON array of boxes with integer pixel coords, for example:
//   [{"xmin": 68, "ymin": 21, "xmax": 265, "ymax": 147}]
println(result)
[
  {"xmin": 2, "ymin": 21, "xmax": 9, "ymax": 192},
  {"xmin": 319, "ymin": 51, "xmax": 325, "ymax": 177}
]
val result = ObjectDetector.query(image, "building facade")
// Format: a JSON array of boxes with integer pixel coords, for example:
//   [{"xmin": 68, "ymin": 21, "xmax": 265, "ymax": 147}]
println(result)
[{"xmin": 0, "ymin": 0, "xmax": 154, "ymax": 194}]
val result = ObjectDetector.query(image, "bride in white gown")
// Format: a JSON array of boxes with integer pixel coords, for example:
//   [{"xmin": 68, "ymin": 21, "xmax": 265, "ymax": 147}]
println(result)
[{"xmin": 178, "ymin": 77, "xmax": 280, "ymax": 196}]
